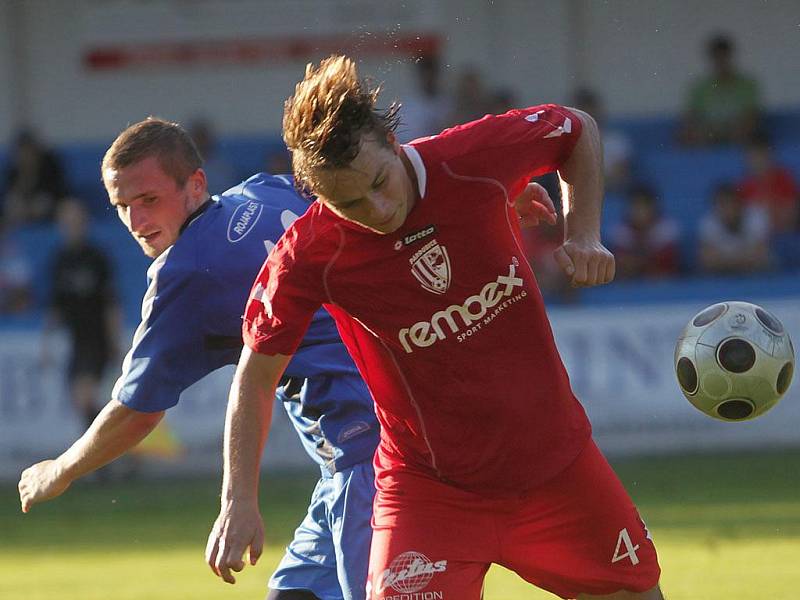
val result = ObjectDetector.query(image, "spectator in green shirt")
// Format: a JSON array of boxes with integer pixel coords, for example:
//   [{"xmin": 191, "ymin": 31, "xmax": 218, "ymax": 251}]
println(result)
[{"xmin": 680, "ymin": 33, "xmax": 761, "ymax": 146}]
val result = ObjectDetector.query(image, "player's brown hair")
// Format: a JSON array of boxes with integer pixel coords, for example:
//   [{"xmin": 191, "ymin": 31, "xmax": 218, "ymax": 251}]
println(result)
[
  {"xmin": 282, "ymin": 55, "xmax": 400, "ymax": 193},
  {"xmin": 102, "ymin": 117, "xmax": 202, "ymax": 187}
]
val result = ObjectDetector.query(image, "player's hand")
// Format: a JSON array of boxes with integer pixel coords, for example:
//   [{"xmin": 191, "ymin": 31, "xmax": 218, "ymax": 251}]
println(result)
[
  {"xmin": 553, "ymin": 234, "xmax": 615, "ymax": 287},
  {"xmin": 205, "ymin": 499, "xmax": 264, "ymax": 584},
  {"xmin": 18, "ymin": 459, "xmax": 72, "ymax": 513},
  {"xmin": 513, "ymin": 182, "xmax": 557, "ymax": 228}
]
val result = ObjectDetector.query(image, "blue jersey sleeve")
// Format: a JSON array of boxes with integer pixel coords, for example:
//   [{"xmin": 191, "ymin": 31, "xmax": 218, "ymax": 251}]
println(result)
[{"xmin": 112, "ymin": 248, "xmax": 216, "ymax": 412}]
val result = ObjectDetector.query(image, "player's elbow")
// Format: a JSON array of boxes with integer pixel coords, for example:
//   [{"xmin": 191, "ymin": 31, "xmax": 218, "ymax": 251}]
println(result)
[
  {"xmin": 567, "ymin": 107, "xmax": 599, "ymax": 138},
  {"xmin": 132, "ymin": 409, "xmax": 164, "ymax": 432},
  {"xmin": 559, "ymin": 107, "xmax": 602, "ymax": 181},
  {"xmin": 117, "ymin": 403, "xmax": 165, "ymax": 435}
]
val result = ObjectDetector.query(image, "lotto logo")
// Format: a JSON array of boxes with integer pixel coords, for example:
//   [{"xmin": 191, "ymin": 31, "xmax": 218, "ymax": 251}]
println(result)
[{"xmin": 403, "ymin": 225, "xmax": 437, "ymax": 246}]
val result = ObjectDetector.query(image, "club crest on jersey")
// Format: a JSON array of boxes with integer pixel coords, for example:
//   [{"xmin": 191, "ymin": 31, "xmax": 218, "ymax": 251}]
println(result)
[{"xmin": 409, "ymin": 239, "xmax": 451, "ymax": 295}]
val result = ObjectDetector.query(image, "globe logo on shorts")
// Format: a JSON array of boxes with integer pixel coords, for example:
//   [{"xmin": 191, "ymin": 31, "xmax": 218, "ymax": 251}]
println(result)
[{"xmin": 378, "ymin": 550, "xmax": 447, "ymax": 594}]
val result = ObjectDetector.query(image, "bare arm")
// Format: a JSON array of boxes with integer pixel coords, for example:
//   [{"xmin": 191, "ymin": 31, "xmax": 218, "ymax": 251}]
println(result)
[
  {"xmin": 18, "ymin": 399, "xmax": 163, "ymax": 512},
  {"xmin": 552, "ymin": 108, "xmax": 616, "ymax": 287},
  {"xmin": 206, "ymin": 347, "xmax": 292, "ymax": 584}
]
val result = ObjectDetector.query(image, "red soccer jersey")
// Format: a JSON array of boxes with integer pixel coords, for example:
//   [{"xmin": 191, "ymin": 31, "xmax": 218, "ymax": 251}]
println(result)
[{"xmin": 244, "ymin": 105, "xmax": 591, "ymax": 496}]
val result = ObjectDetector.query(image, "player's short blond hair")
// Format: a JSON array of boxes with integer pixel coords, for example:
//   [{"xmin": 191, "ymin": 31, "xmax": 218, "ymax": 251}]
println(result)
[
  {"xmin": 102, "ymin": 117, "xmax": 202, "ymax": 188},
  {"xmin": 283, "ymin": 55, "xmax": 400, "ymax": 193}
]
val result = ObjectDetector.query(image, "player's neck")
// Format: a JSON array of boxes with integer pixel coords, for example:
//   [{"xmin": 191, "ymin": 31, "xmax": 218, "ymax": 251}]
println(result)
[{"xmin": 180, "ymin": 194, "xmax": 212, "ymax": 234}]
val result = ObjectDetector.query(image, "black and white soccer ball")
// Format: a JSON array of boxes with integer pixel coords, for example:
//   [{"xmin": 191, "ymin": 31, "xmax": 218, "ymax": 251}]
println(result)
[{"xmin": 674, "ymin": 301, "xmax": 795, "ymax": 421}]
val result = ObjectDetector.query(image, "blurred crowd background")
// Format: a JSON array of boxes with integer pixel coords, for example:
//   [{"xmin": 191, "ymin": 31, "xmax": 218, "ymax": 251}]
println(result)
[
  {"xmin": 1, "ymin": 0, "xmax": 799, "ymax": 476},
  {"xmin": 2, "ymin": 1, "xmax": 799, "ymax": 324}
]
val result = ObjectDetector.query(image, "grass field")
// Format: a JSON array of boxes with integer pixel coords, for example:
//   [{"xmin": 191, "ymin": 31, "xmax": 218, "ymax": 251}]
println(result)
[{"xmin": 2, "ymin": 449, "xmax": 799, "ymax": 599}]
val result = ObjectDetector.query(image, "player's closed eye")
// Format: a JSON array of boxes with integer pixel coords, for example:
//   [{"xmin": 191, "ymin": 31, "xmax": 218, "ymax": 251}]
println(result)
[{"xmin": 337, "ymin": 198, "xmax": 361, "ymax": 210}]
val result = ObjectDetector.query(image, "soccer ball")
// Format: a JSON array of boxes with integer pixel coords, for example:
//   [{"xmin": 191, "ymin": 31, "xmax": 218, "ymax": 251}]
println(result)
[{"xmin": 674, "ymin": 301, "xmax": 795, "ymax": 421}]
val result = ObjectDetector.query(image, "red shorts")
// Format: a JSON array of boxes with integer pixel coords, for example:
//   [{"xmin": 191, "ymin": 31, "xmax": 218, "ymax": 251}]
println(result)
[{"xmin": 367, "ymin": 439, "xmax": 660, "ymax": 599}]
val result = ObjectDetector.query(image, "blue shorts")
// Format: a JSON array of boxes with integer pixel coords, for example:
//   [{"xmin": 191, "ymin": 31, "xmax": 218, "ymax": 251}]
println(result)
[{"xmin": 270, "ymin": 461, "xmax": 375, "ymax": 600}]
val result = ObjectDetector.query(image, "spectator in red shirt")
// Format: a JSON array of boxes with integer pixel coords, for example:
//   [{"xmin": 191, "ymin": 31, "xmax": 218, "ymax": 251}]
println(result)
[
  {"xmin": 738, "ymin": 132, "xmax": 799, "ymax": 234},
  {"xmin": 609, "ymin": 185, "xmax": 680, "ymax": 279}
]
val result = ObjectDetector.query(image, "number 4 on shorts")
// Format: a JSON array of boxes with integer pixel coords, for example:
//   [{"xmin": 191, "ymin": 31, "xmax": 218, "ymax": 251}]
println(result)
[{"xmin": 611, "ymin": 528, "xmax": 640, "ymax": 565}]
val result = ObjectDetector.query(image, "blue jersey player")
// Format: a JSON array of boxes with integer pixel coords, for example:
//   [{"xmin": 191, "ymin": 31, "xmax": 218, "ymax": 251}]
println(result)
[{"xmin": 18, "ymin": 118, "xmax": 379, "ymax": 600}]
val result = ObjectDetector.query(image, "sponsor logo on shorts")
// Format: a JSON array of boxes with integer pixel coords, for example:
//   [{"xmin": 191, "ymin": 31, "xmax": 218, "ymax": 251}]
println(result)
[
  {"xmin": 376, "ymin": 551, "xmax": 447, "ymax": 597},
  {"xmin": 227, "ymin": 200, "xmax": 263, "ymax": 242},
  {"xmin": 337, "ymin": 420, "xmax": 371, "ymax": 443},
  {"xmin": 398, "ymin": 258, "xmax": 526, "ymax": 353}
]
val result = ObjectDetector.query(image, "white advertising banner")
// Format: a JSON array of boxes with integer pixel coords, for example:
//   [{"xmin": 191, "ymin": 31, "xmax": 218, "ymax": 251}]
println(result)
[
  {"xmin": 1, "ymin": 298, "xmax": 798, "ymax": 480},
  {"xmin": 549, "ymin": 298, "xmax": 800, "ymax": 455}
]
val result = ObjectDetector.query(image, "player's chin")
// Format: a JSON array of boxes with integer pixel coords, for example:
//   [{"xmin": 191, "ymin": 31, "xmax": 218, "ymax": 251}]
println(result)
[
  {"xmin": 370, "ymin": 218, "xmax": 402, "ymax": 234},
  {"xmin": 139, "ymin": 241, "xmax": 166, "ymax": 258}
]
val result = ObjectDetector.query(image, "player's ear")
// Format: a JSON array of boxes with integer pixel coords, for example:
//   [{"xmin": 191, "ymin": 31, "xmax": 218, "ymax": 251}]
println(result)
[
  {"xmin": 386, "ymin": 130, "xmax": 401, "ymax": 154},
  {"xmin": 190, "ymin": 168, "xmax": 208, "ymax": 197}
]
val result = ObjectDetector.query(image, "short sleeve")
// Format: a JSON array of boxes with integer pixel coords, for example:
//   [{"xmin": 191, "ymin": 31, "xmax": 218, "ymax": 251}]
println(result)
[
  {"xmin": 427, "ymin": 104, "xmax": 583, "ymax": 198},
  {"xmin": 242, "ymin": 229, "xmax": 323, "ymax": 356},
  {"xmin": 112, "ymin": 253, "xmax": 212, "ymax": 412}
]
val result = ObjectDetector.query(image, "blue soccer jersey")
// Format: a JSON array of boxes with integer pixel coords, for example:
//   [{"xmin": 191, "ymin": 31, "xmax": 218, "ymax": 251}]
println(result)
[{"xmin": 112, "ymin": 173, "xmax": 379, "ymax": 473}]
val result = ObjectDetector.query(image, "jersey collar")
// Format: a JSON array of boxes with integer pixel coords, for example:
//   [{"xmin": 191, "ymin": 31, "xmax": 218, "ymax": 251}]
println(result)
[{"xmin": 179, "ymin": 198, "xmax": 214, "ymax": 234}]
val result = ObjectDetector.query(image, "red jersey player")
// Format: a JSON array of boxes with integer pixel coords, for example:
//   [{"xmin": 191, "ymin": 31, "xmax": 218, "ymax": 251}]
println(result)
[{"xmin": 207, "ymin": 56, "xmax": 663, "ymax": 600}]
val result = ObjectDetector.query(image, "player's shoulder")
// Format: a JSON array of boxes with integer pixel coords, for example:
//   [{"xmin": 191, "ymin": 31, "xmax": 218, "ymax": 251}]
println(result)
[
  {"xmin": 217, "ymin": 172, "xmax": 310, "ymax": 232},
  {"xmin": 270, "ymin": 201, "xmax": 342, "ymax": 267},
  {"xmin": 178, "ymin": 173, "xmax": 311, "ymax": 265},
  {"xmin": 412, "ymin": 104, "xmax": 576, "ymax": 160}
]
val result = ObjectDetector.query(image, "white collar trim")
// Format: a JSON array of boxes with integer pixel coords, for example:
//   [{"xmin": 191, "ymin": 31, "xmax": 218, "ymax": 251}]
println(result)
[{"xmin": 402, "ymin": 144, "xmax": 427, "ymax": 200}]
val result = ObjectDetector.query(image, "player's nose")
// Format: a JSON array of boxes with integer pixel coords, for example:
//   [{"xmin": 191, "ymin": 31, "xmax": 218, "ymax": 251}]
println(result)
[{"xmin": 128, "ymin": 205, "xmax": 150, "ymax": 234}]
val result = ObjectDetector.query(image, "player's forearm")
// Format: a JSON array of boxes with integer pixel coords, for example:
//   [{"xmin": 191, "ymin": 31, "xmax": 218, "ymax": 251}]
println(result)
[
  {"xmin": 558, "ymin": 109, "xmax": 604, "ymax": 241},
  {"xmin": 221, "ymin": 349, "xmax": 288, "ymax": 504},
  {"xmin": 58, "ymin": 400, "xmax": 163, "ymax": 481}
]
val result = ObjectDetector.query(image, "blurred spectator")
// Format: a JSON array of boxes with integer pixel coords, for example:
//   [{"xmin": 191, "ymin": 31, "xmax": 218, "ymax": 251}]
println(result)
[
  {"xmin": 0, "ymin": 224, "xmax": 33, "ymax": 314},
  {"xmin": 188, "ymin": 118, "xmax": 239, "ymax": 195},
  {"xmin": 1, "ymin": 129, "xmax": 68, "ymax": 226},
  {"xmin": 488, "ymin": 87, "xmax": 516, "ymax": 115},
  {"xmin": 449, "ymin": 65, "xmax": 494, "ymax": 124},
  {"xmin": 573, "ymin": 87, "xmax": 633, "ymax": 194},
  {"xmin": 45, "ymin": 199, "xmax": 121, "ymax": 432},
  {"xmin": 264, "ymin": 148, "xmax": 292, "ymax": 176},
  {"xmin": 680, "ymin": 33, "xmax": 761, "ymax": 146},
  {"xmin": 609, "ymin": 185, "xmax": 680, "ymax": 279},
  {"xmin": 738, "ymin": 132, "xmax": 799, "ymax": 234},
  {"xmin": 698, "ymin": 183, "xmax": 771, "ymax": 274},
  {"xmin": 399, "ymin": 54, "xmax": 453, "ymax": 142}
]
